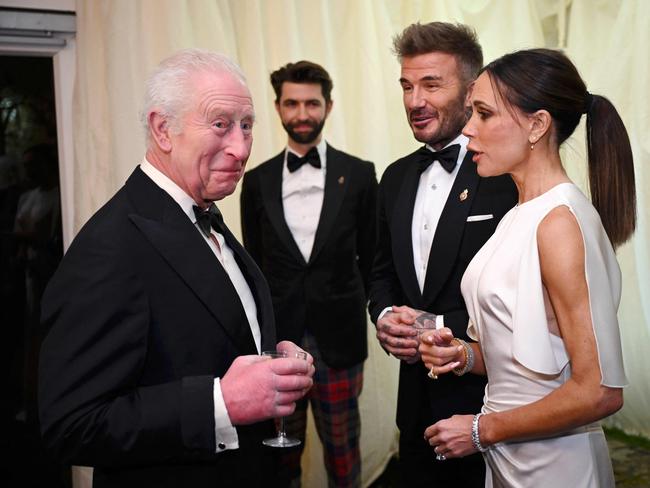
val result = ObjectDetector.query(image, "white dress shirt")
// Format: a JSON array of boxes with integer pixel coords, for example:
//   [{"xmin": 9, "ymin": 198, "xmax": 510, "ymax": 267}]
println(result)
[
  {"xmin": 379, "ymin": 135, "xmax": 468, "ymax": 328},
  {"xmin": 412, "ymin": 134, "xmax": 468, "ymax": 292},
  {"xmin": 141, "ymin": 158, "xmax": 261, "ymax": 453},
  {"xmin": 282, "ymin": 139, "xmax": 327, "ymax": 262}
]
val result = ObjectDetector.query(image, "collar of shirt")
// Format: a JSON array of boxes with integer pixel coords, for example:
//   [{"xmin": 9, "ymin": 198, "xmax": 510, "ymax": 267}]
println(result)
[
  {"xmin": 140, "ymin": 157, "xmax": 208, "ymax": 225},
  {"xmin": 281, "ymin": 139, "xmax": 327, "ymax": 198},
  {"xmin": 424, "ymin": 133, "xmax": 469, "ymax": 171}
]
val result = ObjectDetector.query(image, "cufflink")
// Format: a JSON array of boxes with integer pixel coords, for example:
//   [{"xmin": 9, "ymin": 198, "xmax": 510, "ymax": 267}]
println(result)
[{"xmin": 217, "ymin": 442, "xmax": 226, "ymax": 450}]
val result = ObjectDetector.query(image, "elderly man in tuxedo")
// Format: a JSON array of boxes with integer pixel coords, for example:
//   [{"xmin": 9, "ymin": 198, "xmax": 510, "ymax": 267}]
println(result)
[
  {"xmin": 38, "ymin": 49, "xmax": 314, "ymax": 488},
  {"xmin": 368, "ymin": 22, "xmax": 517, "ymax": 487},
  {"xmin": 241, "ymin": 60, "xmax": 376, "ymax": 487}
]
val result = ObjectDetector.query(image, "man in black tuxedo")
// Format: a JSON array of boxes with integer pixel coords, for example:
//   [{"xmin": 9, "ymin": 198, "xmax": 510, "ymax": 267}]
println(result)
[
  {"xmin": 368, "ymin": 22, "xmax": 517, "ymax": 487},
  {"xmin": 241, "ymin": 61, "xmax": 376, "ymax": 487},
  {"xmin": 38, "ymin": 49, "xmax": 314, "ymax": 488}
]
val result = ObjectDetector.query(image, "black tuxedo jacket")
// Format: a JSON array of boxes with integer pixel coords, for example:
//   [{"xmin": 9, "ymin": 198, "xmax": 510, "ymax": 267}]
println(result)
[
  {"xmin": 241, "ymin": 144, "xmax": 377, "ymax": 369},
  {"xmin": 369, "ymin": 148, "xmax": 517, "ymax": 438},
  {"xmin": 38, "ymin": 167, "xmax": 277, "ymax": 488}
]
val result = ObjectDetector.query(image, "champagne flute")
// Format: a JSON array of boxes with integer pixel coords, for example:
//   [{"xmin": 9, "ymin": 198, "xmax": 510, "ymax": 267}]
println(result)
[{"xmin": 261, "ymin": 349, "xmax": 307, "ymax": 448}]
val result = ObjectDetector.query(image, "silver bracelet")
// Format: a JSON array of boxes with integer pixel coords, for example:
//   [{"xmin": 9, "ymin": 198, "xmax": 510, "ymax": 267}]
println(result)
[
  {"xmin": 452, "ymin": 339, "xmax": 474, "ymax": 376},
  {"xmin": 471, "ymin": 413, "xmax": 489, "ymax": 452}
]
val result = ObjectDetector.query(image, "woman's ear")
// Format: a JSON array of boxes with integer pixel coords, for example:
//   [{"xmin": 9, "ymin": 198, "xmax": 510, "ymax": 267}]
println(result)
[
  {"xmin": 528, "ymin": 109, "xmax": 552, "ymax": 145},
  {"xmin": 148, "ymin": 110, "xmax": 173, "ymax": 152}
]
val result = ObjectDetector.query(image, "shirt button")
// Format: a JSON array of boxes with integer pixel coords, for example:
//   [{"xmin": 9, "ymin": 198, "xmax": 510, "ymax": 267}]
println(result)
[
  {"xmin": 424, "ymin": 224, "xmax": 429, "ymax": 230},
  {"xmin": 218, "ymin": 442, "xmax": 226, "ymax": 450}
]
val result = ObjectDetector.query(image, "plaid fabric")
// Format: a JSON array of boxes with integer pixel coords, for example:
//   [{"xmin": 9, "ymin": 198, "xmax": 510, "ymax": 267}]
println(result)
[{"xmin": 280, "ymin": 330, "xmax": 364, "ymax": 487}]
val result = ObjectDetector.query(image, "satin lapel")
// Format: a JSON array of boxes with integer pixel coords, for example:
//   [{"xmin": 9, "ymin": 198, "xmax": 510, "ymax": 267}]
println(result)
[
  {"xmin": 259, "ymin": 153, "xmax": 306, "ymax": 265},
  {"xmin": 217, "ymin": 223, "xmax": 277, "ymax": 352},
  {"xmin": 392, "ymin": 156, "xmax": 422, "ymax": 305},
  {"xmin": 309, "ymin": 146, "xmax": 350, "ymax": 264},
  {"xmin": 126, "ymin": 169, "xmax": 259, "ymax": 355},
  {"xmin": 421, "ymin": 153, "xmax": 480, "ymax": 303}
]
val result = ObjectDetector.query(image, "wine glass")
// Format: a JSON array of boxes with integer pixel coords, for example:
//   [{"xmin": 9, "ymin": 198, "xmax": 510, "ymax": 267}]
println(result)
[{"xmin": 261, "ymin": 349, "xmax": 308, "ymax": 448}]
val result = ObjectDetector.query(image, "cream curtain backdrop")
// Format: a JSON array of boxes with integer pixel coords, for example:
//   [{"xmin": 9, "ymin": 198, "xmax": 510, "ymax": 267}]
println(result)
[{"xmin": 69, "ymin": 0, "xmax": 649, "ymax": 486}]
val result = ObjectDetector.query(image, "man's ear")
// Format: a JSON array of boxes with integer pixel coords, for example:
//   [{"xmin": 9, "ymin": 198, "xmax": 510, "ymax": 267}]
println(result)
[
  {"xmin": 325, "ymin": 99, "xmax": 334, "ymax": 117},
  {"xmin": 274, "ymin": 100, "xmax": 281, "ymax": 117},
  {"xmin": 148, "ymin": 111, "xmax": 173, "ymax": 152},
  {"xmin": 528, "ymin": 109, "xmax": 552, "ymax": 145},
  {"xmin": 464, "ymin": 81, "xmax": 476, "ymax": 107}
]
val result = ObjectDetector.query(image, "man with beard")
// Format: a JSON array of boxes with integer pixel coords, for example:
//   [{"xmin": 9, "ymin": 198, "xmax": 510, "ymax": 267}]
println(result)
[
  {"xmin": 368, "ymin": 23, "xmax": 517, "ymax": 486},
  {"xmin": 241, "ymin": 60, "xmax": 377, "ymax": 487}
]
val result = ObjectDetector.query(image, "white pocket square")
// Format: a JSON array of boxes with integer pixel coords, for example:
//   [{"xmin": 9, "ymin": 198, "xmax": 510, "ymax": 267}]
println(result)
[{"xmin": 466, "ymin": 214, "xmax": 493, "ymax": 222}]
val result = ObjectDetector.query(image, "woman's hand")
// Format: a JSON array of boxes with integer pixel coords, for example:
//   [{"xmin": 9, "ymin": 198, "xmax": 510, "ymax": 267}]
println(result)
[
  {"xmin": 424, "ymin": 414, "xmax": 477, "ymax": 459},
  {"xmin": 418, "ymin": 327, "xmax": 464, "ymax": 377}
]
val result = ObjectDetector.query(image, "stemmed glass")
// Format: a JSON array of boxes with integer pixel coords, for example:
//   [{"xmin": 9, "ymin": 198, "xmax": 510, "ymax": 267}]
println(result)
[{"xmin": 261, "ymin": 349, "xmax": 308, "ymax": 448}]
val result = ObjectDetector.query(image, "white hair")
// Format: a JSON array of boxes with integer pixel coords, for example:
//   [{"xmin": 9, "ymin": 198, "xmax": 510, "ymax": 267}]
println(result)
[{"xmin": 140, "ymin": 48, "xmax": 247, "ymax": 142}]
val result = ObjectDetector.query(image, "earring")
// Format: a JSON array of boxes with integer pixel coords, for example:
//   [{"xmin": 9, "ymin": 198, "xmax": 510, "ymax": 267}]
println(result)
[{"xmin": 530, "ymin": 143, "xmax": 535, "ymax": 150}]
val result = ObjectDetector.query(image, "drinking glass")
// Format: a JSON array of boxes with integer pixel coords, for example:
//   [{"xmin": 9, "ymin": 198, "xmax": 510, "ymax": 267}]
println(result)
[
  {"xmin": 413, "ymin": 311, "xmax": 438, "ymax": 338},
  {"xmin": 261, "ymin": 349, "xmax": 307, "ymax": 448},
  {"xmin": 413, "ymin": 312, "xmax": 439, "ymax": 379}
]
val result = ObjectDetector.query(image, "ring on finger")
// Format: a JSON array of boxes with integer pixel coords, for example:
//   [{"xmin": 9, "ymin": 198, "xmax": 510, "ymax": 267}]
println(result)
[
  {"xmin": 428, "ymin": 366, "xmax": 438, "ymax": 380},
  {"xmin": 435, "ymin": 452, "xmax": 446, "ymax": 461}
]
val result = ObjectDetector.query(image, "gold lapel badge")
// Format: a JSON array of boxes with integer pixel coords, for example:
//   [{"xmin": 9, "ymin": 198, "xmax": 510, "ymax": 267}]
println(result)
[
  {"xmin": 338, "ymin": 176, "xmax": 345, "ymax": 185},
  {"xmin": 459, "ymin": 189, "xmax": 468, "ymax": 201}
]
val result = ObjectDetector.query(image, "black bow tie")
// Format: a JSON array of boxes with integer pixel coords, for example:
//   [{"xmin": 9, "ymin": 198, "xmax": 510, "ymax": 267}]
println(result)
[
  {"xmin": 193, "ymin": 203, "xmax": 225, "ymax": 238},
  {"xmin": 416, "ymin": 144, "xmax": 460, "ymax": 174},
  {"xmin": 287, "ymin": 146, "xmax": 321, "ymax": 173}
]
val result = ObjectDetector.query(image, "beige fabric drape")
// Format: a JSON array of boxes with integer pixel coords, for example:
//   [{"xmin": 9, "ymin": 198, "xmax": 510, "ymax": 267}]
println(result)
[
  {"xmin": 565, "ymin": 0, "xmax": 650, "ymax": 440},
  {"xmin": 71, "ymin": 0, "xmax": 650, "ymax": 485}
]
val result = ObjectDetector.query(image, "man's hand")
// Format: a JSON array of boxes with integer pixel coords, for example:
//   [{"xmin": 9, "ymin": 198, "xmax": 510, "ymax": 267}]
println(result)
[
  {"xmin": 220, "ymin": 343, "xmax": 314, "ymax": 425},
  {"xmin": 276, "ymin": 340, "xmax": 315, "ymax": 397},
  {"xmin": 376, "ymin": 305, "xmax": 420, "ymax": 363}
]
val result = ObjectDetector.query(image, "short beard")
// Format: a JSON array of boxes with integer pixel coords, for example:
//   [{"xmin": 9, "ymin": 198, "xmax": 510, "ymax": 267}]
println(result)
[
  {"xmin": 283, "ymin": 119, "xmax": 326, "ymax": 145},
  {"xmin": 412, "ymin": 91, "xmax": 469, "ymax": 148}
]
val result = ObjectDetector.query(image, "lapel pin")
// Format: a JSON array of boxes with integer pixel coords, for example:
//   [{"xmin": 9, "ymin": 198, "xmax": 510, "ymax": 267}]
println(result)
[
  {"xmin": 459, "ymin": 189, "xmax": 468, "ymax": 202},
  {"xmin": 338, "ymin": 176, "xmax": 345, "ymax": 185}
]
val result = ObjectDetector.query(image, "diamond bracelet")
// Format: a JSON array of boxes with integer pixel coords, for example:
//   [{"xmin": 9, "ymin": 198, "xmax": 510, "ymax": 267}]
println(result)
[{"xmin": 471, "ymin": 413, "xmax": 489, "ymax": 452}]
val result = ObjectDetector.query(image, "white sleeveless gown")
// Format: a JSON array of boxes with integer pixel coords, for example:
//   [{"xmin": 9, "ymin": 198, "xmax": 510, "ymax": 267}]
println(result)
[{"xmin": 461, "ymin": 183, "xmax": 627, "ymax": 488}]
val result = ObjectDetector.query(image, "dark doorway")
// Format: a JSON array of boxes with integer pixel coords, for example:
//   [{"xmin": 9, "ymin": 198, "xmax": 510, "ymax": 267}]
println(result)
[{"xmin": 1, "ymin": 55, "xmax": 69, "ymax": 487}]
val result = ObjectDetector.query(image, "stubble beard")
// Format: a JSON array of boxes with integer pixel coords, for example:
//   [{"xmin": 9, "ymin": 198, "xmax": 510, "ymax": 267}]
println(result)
[{"xmin": 411, "ymin": 94, "xmax": 470, "ymax": 149}]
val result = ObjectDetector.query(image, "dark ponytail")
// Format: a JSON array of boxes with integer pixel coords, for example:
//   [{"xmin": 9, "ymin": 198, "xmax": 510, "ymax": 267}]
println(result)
[
  {"xmin": 483, "ymin": 48, "xmax": 636, "ymax": 247},
  {"xmin": 585, "ymin": 94, "xmax": 636, "ymax": 248}
]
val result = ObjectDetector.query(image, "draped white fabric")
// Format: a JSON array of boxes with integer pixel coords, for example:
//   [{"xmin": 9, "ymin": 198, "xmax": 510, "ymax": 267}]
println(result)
[{"xmin": 70, "ymin": 0, "xmax": 650, "ymax": 485}]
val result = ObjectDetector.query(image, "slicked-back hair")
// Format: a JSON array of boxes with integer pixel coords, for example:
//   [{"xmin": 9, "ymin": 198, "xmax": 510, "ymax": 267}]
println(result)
[
  {"xmin": 393, "ymin": 22, "xmax": 483, "ymax": 84},
  {"xmin": 270, "ymin": 60, "xmax": 333, "ymax": 103},
  {"xmin": 482, "ymin": 48, "xmax": 636, "ymax": 248}
]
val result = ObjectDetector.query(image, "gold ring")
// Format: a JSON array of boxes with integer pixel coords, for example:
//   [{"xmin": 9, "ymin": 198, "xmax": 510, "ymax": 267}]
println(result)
[{"xmin": 428, "ymin": 367, "xmax": 438, "ymax": 380}]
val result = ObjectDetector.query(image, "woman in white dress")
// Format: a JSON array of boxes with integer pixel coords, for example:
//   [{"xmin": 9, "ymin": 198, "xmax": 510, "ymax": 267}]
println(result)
[{"xmin": 418, "ymin": 48, "xmax": 636, "ymax": 487}]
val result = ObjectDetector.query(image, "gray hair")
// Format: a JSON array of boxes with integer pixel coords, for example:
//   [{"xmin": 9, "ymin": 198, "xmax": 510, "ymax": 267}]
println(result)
[{"xmin": 140, "ymin": 48, "xmax": 247, "ymax": 142}]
